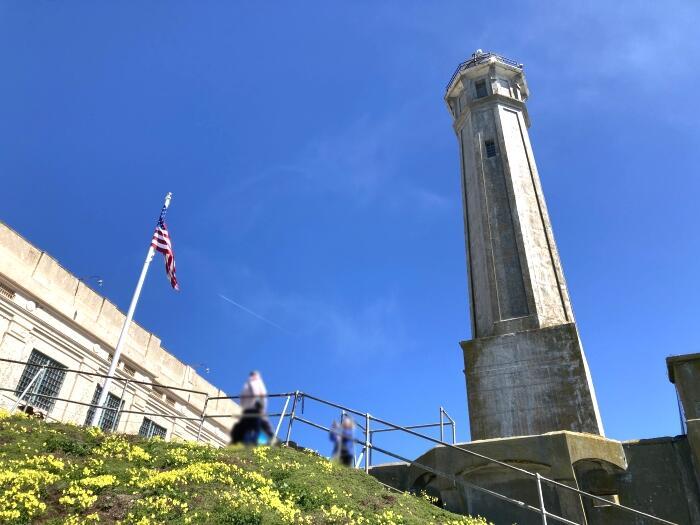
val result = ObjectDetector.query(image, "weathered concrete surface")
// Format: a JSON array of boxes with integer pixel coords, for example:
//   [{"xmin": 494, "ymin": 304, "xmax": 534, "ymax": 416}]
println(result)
[
  {"xmin": 371, "ymin": 431, "xmax": 627, "ymax": 525},
  {"xmin": 371, "ymin": 431, "xmax": 700, "ymax": 524},
  {"xmin": 667, "ymin": 353, "xmax": 700, "ymax": 420},
  {"xmin": 462, "ymin": 323, "xmax": 603, "ymax": 440},
  {"xmin": 689, "ymin": 418, "xmax": 700, "ymax": 474},
  {"xmin": 369, "ymin": 462, "xmax": 411, "ymax": 491},
  {"xmin": 668, "ymin": 353, "xmax": 700, "ymax": 476},
  {"xmin": 608, "ymin": 436, "xmax": 700, "ymax": 525},
  {"xmin": 445, "ymin": 52, "xmax": 602, "ymax": 441},
  {"xmin": 445, "ymin": 53, "xmax": 574, "ymax": 340}
]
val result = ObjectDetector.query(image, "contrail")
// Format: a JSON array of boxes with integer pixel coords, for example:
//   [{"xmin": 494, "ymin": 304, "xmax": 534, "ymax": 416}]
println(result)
[{"xmin": 218, "ymin": 293, "xmax": 290, "ymax": 333}]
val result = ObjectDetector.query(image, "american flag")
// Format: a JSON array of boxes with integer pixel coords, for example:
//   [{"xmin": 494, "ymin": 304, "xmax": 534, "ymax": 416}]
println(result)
[{"xmin": 151, "ymin": 205, "xmax": 179, "ymax": 291}]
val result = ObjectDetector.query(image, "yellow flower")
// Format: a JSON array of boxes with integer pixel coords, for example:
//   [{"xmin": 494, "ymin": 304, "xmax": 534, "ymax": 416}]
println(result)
[
  {"xmin": 59, "ymin": 483, "xmax": 98, "ymax": 510},
  {"xmin": 80, "ymin": 474, "xmax": 117, "ymax": 489}
]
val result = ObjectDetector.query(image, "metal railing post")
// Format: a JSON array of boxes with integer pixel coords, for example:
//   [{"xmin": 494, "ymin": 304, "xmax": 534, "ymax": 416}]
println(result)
[
  {"xmin": 439, "ymin": 406, "xmax": 444, "ymax": 442},
  {"xmin": 452, "ymin": 420, "xmax": 456, "ymax": 444},
  {"xmin": 285, "ymin": 391, "xmax": 300, "ymax": 445},
  {"xmin": 111, "ymin": 379, "xmax": 130, "ymax": 433},
  {"xmin": 195, "ymin": 394, "xmax": 210, "ymax": 443},
  {"xmin": 274, "ymin": 394, "xmax": 291, "ymax": 440},
  {"xmin": 369, "ymin": 431, "xmax": 374, "ymax": 467},
  {"xmin": 11, "ymin": 367, "xmax": 46, "ymax": 413},
  {"xmin": 364, "ymin": 413, "xmax": 370, "ymax": 473},
  {"xmin": 536, "ymin": 473, "xmax": 548, "ymax": 525}
]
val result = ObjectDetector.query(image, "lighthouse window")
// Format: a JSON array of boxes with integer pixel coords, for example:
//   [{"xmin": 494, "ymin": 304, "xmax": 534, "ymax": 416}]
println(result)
[
  {"xmin": 485, "ymin": 140, "xmax": 497, "ymax": 158},
  {"xmin": 475, "ymin": 79, "xmax": 488, "ymax": 98}
]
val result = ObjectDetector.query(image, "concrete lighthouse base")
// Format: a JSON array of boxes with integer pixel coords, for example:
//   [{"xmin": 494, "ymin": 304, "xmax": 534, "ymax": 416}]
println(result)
[
  {"xmin": 461, "ymin": 323, "xmax": 603, "ymax": 441},
  {"xmin": 369, "ymin": 429, "xmax": 700, "ymax": 525}
]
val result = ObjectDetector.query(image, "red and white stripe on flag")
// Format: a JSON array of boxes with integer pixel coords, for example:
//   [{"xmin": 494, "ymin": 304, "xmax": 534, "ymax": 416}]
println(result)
[{"xmin": 151, "ymin": 221, "xmax": 179, "ymax": 291}]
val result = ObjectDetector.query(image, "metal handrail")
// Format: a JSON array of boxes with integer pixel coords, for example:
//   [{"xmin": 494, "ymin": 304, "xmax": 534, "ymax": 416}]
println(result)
[
  {"xmin": 291, "ymin": 392, "xmax": 677, "ymax": 525},
  {"xmin": 366, "ymin": 441, "xmax": 578, "ymax": 525},
  {"xmin": 1, "ymin": 386, "xmax": 120, "ymax": 413},
  {"xmin": 289, "ymin": 411, "xmax": 576, "ymax": 525},
  {"xmin": 0, "ymin": 357, "xmax": 210, "ymax": 396},
  {"xmin": 371, "ymin": 422, "xmax": 449, "ymax": 434},
  {"xmin": 0, "ymin": 358, "xmax": 678, "ymax": 524},
  {"xmin": 207, "ymin": 392, "xmax": 296, "ymax": 401},
  {"xmin": 1, "ymin": 387, "xmax": 247, "ymax": 422},
  {"xmin": 440, "ymin": 406, "xmax": 457, "ymax": 441},
  {"xmin": 0, "ymin": 358, "xmax": 228, "ymax": 443},
  {"xmin": 300, "ymin": 392, "xmax": 533, "ymax": 475}
]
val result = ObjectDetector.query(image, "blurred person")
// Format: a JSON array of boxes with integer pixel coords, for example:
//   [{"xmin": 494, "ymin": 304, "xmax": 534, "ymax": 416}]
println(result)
[
  {"xmin": 240, "ymin": 370, "xmax": 267, "ymax": 412},
  {"xmin": 231, "ymin": 371, "xmax": 274, "ymax": 445},
  {"xmin": 329, "ymin": 420, "xmax": 341, "ymax": 460},
  {"xmin": 330, "ymin": 415, "xmax": 355, "ymax": 467}
]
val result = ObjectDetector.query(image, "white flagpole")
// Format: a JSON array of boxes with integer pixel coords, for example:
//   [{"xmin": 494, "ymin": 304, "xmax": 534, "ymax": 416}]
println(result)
[{"xmin": 89, "ymin": 192, "xmax": 173, "ymax": 427}]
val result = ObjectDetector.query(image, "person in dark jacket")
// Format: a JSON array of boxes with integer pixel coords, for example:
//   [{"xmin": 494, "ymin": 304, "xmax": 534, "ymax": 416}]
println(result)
[{"xmin": 230, "ymin": 400, "xmax": 275, "ymax": 446}]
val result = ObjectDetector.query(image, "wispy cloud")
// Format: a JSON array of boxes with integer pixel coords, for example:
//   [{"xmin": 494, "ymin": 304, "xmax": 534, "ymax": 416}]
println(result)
[
  {"xmin": 286, "ymin": 107, "xmax": 453, "ymax": 212},
  {"xmin": 219, "ymin": 293, "xmax": 291, "ymax": 333},
  {"xmin": 290, "ymin": 114, "xmax": 400, "ymax": 201},
  {"xmin": 218, "ymin": 285, "xmax": 410, "ymax": 360},
  {"xmin": 510, "ymin": 2, "xmax": 700, "ymax": 103},
  {"xmin": 306, "ymin": 296, "xmax": 409, "ymax": 359},
  {"xmin": 238, "ymin": 289, "xmax": 412, "ymax": 361}
]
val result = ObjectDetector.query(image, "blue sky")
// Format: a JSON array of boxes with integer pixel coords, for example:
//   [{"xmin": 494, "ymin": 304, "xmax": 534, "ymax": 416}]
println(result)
[{"xmin": 1, "ymin": 1, "xmax": 699, "ymax": 456}]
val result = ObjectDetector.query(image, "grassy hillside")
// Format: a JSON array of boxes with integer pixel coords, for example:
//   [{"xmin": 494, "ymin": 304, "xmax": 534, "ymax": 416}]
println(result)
[{"xmin": 0, "ymin": 410, "xmax": 489, "ymax": 524}]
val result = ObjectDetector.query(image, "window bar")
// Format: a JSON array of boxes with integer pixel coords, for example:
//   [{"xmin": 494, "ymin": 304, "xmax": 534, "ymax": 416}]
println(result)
[{"xmin": 10, "ymin": 366, "xmax": 47, "ymax": 413}]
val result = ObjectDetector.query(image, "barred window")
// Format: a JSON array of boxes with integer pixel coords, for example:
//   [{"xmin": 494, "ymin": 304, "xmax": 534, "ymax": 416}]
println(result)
[
  {"xmin": 0, "ymin": 282, "xmax": 15, "ymax": 300},
  {"xmin": 485, "ymin": 140, "xmax": 498, "ymax": 158},
  {"xmin": 14, "ymin": 350, "xmax": 67, "ymax": 412},
  {"xmin": 475, "ymin": 79, "xmax": 488, "ymax": 98},
  {"xmin": 85, "ymin": 384, "xmax": 124, "ymax": 431},
  {"xmin": 139, "ymin": 418, "xmax": 167, "ymax": 439}
]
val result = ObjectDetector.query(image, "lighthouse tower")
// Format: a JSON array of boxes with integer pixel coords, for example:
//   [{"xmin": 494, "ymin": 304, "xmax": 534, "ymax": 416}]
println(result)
[{"xmin": 445, "ymin": 51, "xmax": 603, "ymax": 440}]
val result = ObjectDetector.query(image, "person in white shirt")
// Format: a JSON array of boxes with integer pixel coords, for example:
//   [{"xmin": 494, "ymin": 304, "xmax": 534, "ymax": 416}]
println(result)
[
  {"xmin": 231, "ymin": 370, "xmax": 274, "ymax": 445},
  {"xmin": 240, "ymin": 370, "xmax": 268, "ymax": 412}
]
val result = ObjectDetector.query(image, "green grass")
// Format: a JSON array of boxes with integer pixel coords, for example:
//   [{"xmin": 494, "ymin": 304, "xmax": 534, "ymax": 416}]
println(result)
[{"xmin": 0, "ymin": 411, "xmax": 490, "ymax": 524}]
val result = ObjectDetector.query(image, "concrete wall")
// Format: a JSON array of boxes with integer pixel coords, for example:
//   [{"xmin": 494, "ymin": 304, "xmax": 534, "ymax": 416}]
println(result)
[
  {"xmin": 613, "ymin": 437, "xmax": 700, "ymax": 525},
  {"xmin": 0, "ymin": 221, "xmax": 239, "ymax": 445},
  {"xmin": 668, "ymin": 353, "xmax": 700, "ymax": 473}
]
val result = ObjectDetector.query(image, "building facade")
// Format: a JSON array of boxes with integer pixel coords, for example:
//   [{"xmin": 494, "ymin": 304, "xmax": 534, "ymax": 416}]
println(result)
[{"xmin": 0, "ymin": 221, "xmax": 239, "ymax": 446}]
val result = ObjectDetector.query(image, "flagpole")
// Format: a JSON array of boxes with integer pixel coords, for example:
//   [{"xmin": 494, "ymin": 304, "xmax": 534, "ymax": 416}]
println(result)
[{"xmin": 89, "ymin": 192, "xmax": 173, "ymax": 427}]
